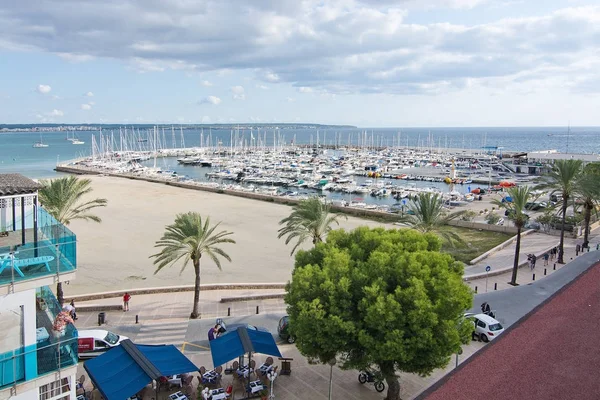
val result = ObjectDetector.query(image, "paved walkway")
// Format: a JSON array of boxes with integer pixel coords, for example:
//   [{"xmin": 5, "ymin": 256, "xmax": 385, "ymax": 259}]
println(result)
[{"xmin": 72, "ymin": 229, "xmax": 600, "ymax": 400}]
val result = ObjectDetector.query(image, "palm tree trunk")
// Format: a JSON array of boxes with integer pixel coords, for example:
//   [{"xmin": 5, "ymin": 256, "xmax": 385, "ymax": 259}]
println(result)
[
  {"xmin": 191, "ymin": 258, "xmax": 201, "ymax": 319},
  {"xmin": 582, "ymin": 204, "xmax": 592, "ymax": 249},
  {"xmin": 381, "ymin": 361, "xmax": 400, "ymax": 400},
  {"xmin": 510, "ymin": 226, "xmax": 522, "ymax": 286},
  {"xmin": 558, "ymin": 198, "xmax": 568, "ymax": 264},
  {"xmin": 56, "ymin": 282, "xmax": 64, "ymax": 306}
]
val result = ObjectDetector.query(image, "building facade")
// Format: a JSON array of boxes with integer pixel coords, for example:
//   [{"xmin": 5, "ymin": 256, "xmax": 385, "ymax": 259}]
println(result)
[{"xmin": 0, "ymin": 174, "xmax": 78, "ymax": 400}]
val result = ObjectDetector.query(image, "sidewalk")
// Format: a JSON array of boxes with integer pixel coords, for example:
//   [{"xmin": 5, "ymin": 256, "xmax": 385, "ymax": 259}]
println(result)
[{"xmin": 72, "ymin": 229, "xmax": 600, "ymax": 400}]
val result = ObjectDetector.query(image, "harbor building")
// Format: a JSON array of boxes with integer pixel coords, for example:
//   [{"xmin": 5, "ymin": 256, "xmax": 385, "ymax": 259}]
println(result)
[{"xmin": 0, "ymin": 174, "xmax": 78, "ymax": 400}]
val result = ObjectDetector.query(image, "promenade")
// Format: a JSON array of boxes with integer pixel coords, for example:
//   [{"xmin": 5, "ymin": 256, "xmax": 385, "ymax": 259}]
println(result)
[{"xmin": 71, "ymin": 227, "xmax": 600, "ymax": 399}]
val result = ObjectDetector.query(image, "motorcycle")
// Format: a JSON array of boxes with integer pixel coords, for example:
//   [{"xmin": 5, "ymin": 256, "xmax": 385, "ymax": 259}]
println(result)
[{"xmin": 358, "ymin": 370, "xmax": 385, "ymax": 392}]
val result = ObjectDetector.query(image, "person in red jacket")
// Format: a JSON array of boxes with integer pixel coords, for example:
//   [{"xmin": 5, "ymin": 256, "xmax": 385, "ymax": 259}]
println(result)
[{"xmin": 123, "ymin": 292, "xmax": 131, "ymax": 311}]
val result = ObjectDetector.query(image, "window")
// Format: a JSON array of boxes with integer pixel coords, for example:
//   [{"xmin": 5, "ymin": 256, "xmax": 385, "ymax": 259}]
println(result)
[
  {"xmin": 489, "ymin": 323, "xmax": 503, "ymax": 332},
  {"xmin": 39, "ymin": 377, "xmax": 70, "ymax": 400},
  {"xmin": 477, "ymin": 320, "xmax": 487, "ymax": 329},
  {"xmin": 94, "ymin": 340, "xmax": 108, "ymax": 348},
  {"xmin": 104, "ymin": 331, "xmax": 119, "ymax": 345}
]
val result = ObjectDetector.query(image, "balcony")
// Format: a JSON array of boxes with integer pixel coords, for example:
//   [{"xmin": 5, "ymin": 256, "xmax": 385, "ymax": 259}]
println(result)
[
  {"xmin": 0, "ymin": 207, "xmax": 77, "ymax": 289},
  {"xmin": 0, "ymin": 287, "xmax": 78, "ymax": 390}
]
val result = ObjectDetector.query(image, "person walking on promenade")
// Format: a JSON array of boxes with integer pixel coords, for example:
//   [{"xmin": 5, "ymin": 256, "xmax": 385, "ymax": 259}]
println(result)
[
  {"xmin": 123, "ymin": 292, "xmax": 131, "ymax": 312},
  {"xmin": 576, "ymin": 243, "xmax": 581, "ymax": 256},
  {"xmin": 544, "ymin": 252, "xmax": 549, "ymax": 266}
]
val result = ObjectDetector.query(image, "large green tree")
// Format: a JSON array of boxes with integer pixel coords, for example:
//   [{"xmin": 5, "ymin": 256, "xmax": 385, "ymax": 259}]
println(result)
[
  {"xmin": 492, "ymin": 186, "xmax": 535, "ymax": 286},
  {"xmin": 535, "ymin": 159, "xmax": 583, "ymax": 263},
  {"xmin": 277, "ymin": 197, "xmax": 346, "ymax": 255},
  {"xmin": 396, "ymin": 192, "xmax": 465, "ymax": 245},
  {"xmin": 286, "ymin": 227, "xmax": 473, "ymax": 400},
  {"xmin": 38, "ymin": 176, "xmax": 108, "ymax": 305},
  {"xmin": 150, "ymin": 212, "xmax": 235, "ymax": 319}
]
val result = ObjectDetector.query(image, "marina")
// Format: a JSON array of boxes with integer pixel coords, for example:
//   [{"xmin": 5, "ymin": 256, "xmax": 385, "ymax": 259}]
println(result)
[{"xmin": 54, "ymin": 127, "xmax": 545, "ymax": 212}]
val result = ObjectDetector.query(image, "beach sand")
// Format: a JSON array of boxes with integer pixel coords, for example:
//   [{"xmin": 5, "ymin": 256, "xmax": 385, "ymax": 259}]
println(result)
[{"xmin": 67, "ymin": 176, "xmax": 391, "ymax": 295}]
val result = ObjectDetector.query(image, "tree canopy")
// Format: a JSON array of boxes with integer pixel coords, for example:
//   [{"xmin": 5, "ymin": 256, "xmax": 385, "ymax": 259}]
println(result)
[{"xmin": 285, "ymin": 226, "xmax": 473, "ymax": 400}]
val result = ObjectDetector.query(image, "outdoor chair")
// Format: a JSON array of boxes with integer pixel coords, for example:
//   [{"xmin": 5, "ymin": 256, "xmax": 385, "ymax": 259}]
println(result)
[{"xmin": 0, "ymin": 255, "xmax": 54, "ymax": 277}]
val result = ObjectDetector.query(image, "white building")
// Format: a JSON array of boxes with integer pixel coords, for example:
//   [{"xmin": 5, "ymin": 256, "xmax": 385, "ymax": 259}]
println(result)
[{"xmin": 0, "ymin": 174, "xmax": 78, "ymax": 400}]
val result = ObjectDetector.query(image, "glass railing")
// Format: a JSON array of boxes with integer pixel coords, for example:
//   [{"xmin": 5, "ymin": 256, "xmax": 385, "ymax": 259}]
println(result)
[
  {"xmin": 0, "ymin": 208, "xmax": 76, "ymax": 286},
  {"xmin": 0, "ymin": 287, "xmax": 79, "ymax": 389}
]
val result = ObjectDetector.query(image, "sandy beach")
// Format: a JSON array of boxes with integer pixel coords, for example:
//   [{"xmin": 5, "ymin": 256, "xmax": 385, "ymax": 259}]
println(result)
[{"xmin": 66, "ymin": 176, "xmax": 392, "ymax": 295}]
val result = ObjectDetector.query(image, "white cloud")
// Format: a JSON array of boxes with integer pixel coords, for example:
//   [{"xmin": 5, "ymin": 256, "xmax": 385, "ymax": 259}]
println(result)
[
  {"xmin": 81, "ymin": 103, "xmax": 92, "ymax": 110},
  {"xmin": 199, "ymin": 95, "xmax": 222, "ymax": 105},
  {"xmin": 57, "ymin": 53, "xmax": 95, "ymax": 62},
  {"xmin": 298, "ymin": 87, "xmax": 314, "ymax": 93},
  {"xmin": 286, "ymin": 97, "xmax": 295, "ymax": 102},
  {"xmin": 201, "ymin": 80, "xmax": 213, "ymax": 87},
  {"xmin": 256, "ymin": 84, "xmax": 269, "ymax": 90},
  {"xmin": 3, "ymin": 3, "xmax": 600, "ymax": 95},
  {"xmin": 85, "ymin": 91, "xmax": 94, "ymax": 97},
  {"xmin": 231, "ymin": 85, "xmax": 246, "ymax": 100},
  {"xmin": 49, "ymin": 109, "xmax": 64, "ymax": 117},
  {"xmin": 36, "ymin": 84, "xmax": 51, "ymax": 94}
]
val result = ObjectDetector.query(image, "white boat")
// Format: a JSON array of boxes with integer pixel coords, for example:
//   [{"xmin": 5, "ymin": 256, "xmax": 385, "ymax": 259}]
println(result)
[
  {"xmin": 72, "ymin": 139, "xmax": 85, "ymax": 145},
  {"xmin": 33, "ymin": 134, "xmax": 49, "ymax": 148}
]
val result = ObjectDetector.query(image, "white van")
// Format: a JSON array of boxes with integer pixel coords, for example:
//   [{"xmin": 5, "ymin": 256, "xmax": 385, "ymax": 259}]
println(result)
[{"xmin": 78, "ymin": 329, "xmax": 129, "ymax": 359}]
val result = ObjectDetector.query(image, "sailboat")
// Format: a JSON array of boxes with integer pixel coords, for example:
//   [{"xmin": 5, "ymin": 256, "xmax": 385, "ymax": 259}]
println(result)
[
  {"xmin": 33, "ymin": 134, "xmax": 49, "ymax": 148},
  {"xmin": 67, "ymin": 131, "xmax": 85, "ymax": 144}
]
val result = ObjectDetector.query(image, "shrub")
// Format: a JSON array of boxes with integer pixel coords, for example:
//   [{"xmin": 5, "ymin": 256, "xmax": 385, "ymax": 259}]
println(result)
[{"xmin": 485, "ymin": 213, "xmax": 501, "ymax": 225}]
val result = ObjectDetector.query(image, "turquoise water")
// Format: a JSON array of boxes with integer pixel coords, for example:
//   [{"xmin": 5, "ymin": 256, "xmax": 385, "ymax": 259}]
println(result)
[{"xmin": 1, "ymin": 127, "xmax": 599, "ymax": 179}]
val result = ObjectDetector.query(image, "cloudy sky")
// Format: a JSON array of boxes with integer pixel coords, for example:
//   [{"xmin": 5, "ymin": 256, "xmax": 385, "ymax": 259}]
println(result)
[{"xmin": 1, "ymin": 0, "xmax": 599, "ymax": 127}]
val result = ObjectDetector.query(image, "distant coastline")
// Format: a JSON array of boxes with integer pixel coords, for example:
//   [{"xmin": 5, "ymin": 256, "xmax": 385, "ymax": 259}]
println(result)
[{"xmin": 0, "ymin": 123, "xmax": 357, "ymax": 133}]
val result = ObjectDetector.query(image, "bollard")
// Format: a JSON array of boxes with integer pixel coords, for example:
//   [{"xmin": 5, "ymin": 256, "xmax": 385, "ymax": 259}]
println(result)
[
  {"xmin": 554, "ymin": 263, "xmax": 556, "ymax": 270},
  {"xmin": 135, "ymin": 315, "xmax": 139, "ymax": 324},
  {"xmin": 544, "ymin": 268, "xmax": 547, "ymax": 276},
  {"xmin": 256, "ymin": 305, "xmax": 259, "ymax": 314},
  {"xmin": 532, "ymin": 273, "xmax": 536, "ymax": 281},
  {"xmin": 494, "ymin": 282, "xmax": 497, "ymax": 291},
  {"xmin": 227, "ymin": 307, "xmax": 231, "ymax": 317},
  {"xmin": 475, "ymin": 286, "xmax": 478, "ymax": 293}
]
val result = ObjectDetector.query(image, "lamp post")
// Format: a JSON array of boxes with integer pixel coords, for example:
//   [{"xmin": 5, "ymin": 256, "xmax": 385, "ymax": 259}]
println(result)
[
  {"xmin": 267, "ymin": 370, "xmax": 278, "ymax": 399},
  {"xmin": 327, "ymin": 358, "xmax": 337, "ymax": 400}
]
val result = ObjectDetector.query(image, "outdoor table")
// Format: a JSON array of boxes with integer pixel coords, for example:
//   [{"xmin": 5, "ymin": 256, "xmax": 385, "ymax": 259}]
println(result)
[
  {"xmin": 237, "ymin": 365, "xmax": 250, "ymax": 378},
  {"xmin": 247, "ymin": 380, "xmax": 264, "ymax": 394},
  {"xmin": 203, "ymin": 370, "xmax": 219, "ymax": 384},
  {"xmin": 36, "ymin": 327, "xmax": 50, "ymax": 344},
  {"xmin": 169, "ymin": 391, "xmax": 188, "ymax": 400},
  {"xmin": 258, "ymin": 363, "xmax": 273, "ymax": 376},
  {"xmin": 169, "ymin": 374, "xmax": 182, "ymax": 387},
  {"xmin": 210, "ymin": 388, "xmax": 229, "ymax": 400}
]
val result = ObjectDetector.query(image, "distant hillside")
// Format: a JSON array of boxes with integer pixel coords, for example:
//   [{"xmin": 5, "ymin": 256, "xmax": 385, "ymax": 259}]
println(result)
[{"xmin": 0, "ymin": 123, "xmax": 357, "ymax": 132}]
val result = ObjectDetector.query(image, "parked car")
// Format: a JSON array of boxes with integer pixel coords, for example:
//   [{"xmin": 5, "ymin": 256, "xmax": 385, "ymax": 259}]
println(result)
[
  {"xmin": 78, "ymin": 329, "xmax": 128, "ymax": 359},
  {"xmin": 278, "ymin": 316, "xmax": 295, "ymax": 344},
  {"xmin": 464, "ymin": 313, "xmax": 504, "ymax": 342}
]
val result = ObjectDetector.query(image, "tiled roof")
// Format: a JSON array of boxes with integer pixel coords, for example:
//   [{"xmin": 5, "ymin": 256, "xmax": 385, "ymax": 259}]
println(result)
[{"xmin": 0, "ymin": 173, "xmax": 42, "ymax": 196}]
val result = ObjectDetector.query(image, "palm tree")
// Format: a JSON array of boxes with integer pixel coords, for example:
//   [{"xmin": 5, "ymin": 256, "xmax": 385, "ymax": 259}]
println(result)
[
  {"xmin": 492, "ymin": 186, "xmax": 534, "ymax": 286},
  {"xmin": 150, "ymin": 212, "xmax": 235, "ymax": 319},
  {"xmin": 38, "ymin": 176, "xmax": 108, "ymax": 305},
  {"xmin": 535, "ymin": 159, "xmax": 583, "ymax": 263},
  {"xmin": 278, "ymin": 197, "xmax": 346, "ymax": 255},
  {"xmin": 396, "ymin": 193, "xmax": 465, "ymax": 244},
  {"xmin": 575, "ymin": 163, "xmax": 600, "ymax": 248}
]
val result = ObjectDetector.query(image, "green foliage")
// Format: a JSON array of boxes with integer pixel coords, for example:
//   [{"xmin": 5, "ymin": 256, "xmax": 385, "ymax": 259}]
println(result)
[
  {"xmin": 485, "ymin": 212, "xmax": 501, "ymax": 225},
  {"xmin": 396, "ymin": 192, "xmax": 466, "ymax": 246},
  {"xmin": 492, "ymin": 186, "xmax": 535, "ymax": 230},
  {"xmin": 278, "ymin": 197, "xmax": 347, "ymax": 255},
  {"xmin": 286, "ymin": 226, "xmax": 473, "ymax": 387},
  {"xmin": 38, "ymin": 176, "xmax": 108, "ymax": 225},
  {"xmin": 150, "ymin": 212, "xmax": 235, "ymax": 318},
  {"xmin": 459, "ymin": 210, "xmax": 477, "ymax": 222}
]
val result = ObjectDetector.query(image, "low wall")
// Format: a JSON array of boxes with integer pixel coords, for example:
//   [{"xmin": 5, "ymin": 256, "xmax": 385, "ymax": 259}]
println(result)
[
  {"xmin": 469, "ymin": 229, "xmax": 536, "ymax": 265},
  {"xmin": 447, "ymin": 220, "xmax": 519, "ymax": 234}
]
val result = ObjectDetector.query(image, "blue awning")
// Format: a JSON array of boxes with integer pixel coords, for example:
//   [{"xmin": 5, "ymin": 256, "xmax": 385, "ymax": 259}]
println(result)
[
  {"xmin": 84, "ymin": 340, "xmax": 198, "ymax": 400},
  {"xmin": 209, "ymin": 327, "xmax": 282, "ymax": 368}
]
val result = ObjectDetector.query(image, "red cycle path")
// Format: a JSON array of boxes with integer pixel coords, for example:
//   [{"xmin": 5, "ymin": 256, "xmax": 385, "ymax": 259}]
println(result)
[{"xmin": 423, "ymin": 262, "xmax": 600, "ymax": 400}]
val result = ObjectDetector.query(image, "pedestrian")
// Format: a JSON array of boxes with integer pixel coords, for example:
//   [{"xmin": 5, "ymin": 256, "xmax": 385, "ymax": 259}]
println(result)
[
  {"xmin": 123, "ymin": 292, "xmax": 131, "ymax": 312},
  {"xmin": 597, "ymin": 243, "xmax": 600, "ymax": 251},
  {"xmin": 532, "ymin": 254, "xmax": 537, "ymax": 269},
  {"xmin": 208, "ymin": 324, "xmax": 222, "ymax": 341},
  {"xmin": 543, "ymin": 252, "xmax": 549, "ymax": 266},
  {"xmin": 576, "ymin": 243, "xmax": 581, "ymax": 256},
  {"xmin": 69, "ymin": 300, "xmax": 78, "ymax": 320}
]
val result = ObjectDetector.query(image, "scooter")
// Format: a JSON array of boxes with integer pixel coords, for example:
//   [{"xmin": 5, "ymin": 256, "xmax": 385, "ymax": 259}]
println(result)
[{"xmin": 358, "ymin": 370, "xmax": 385, "ymax": 392}]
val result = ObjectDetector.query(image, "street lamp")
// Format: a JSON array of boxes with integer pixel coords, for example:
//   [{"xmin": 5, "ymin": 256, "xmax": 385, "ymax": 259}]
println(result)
[
  {"xmin": 327, "ymin": 358, "xmax": 337, "ymax": 400},
  {"xmin": 267, "ymin": 370, "xmax": 278, "ymax": 399}
]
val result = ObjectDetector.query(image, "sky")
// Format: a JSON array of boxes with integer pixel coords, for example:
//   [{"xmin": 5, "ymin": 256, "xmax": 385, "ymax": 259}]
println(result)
[{"xmin": 0, "ymin": 0, "xmax": 599, "ymax": 127}]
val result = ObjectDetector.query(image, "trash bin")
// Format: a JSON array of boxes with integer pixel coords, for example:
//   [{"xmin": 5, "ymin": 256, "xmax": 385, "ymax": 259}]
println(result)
[{"xmin": 98, "ymin": 312, "xmax": 105, "ymax": 326}]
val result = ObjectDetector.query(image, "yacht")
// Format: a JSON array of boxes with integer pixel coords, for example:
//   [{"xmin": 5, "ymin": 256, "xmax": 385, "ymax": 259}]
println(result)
[{"xmin": 33, "ymin": 134, "xmax": 49, "ymax": 148}]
